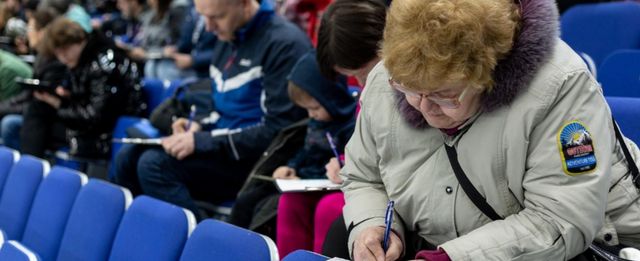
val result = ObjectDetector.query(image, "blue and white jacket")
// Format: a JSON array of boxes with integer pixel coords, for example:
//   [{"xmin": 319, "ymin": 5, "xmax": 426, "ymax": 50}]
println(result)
[{"xmin": 193, "ymin": 0, "xmax": 312, "ymax": 161}]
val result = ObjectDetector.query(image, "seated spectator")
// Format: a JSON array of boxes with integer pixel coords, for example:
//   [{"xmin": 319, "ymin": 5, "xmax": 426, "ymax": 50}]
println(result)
[
  {"xmin": 38, "ymin": 0, "xmax": 92, "ymax": 33},
  {"xmin": 228, "ymin": 51, "xmax": 356, "ymax": 237},
  {"xmin": 162, "ymin": 5, "xmax": 216, "ymax": 79},
  {"xmin": 276, "ymin": 0, "xmax": 386, "ymax": 257},
  {"xmin": 4, "ymin": 0, "xmax": 25, "ymax": 21},
  {"xmin": 101, "ymin": 0, "xmax": 149, "ymax": 45},
  {"xmin": 19, "ymin": 18, "xmax": 145, "ymax": 158},
  {"xmin": 0, "ymin": 10, "xmax": 67, "ymax": 151},
  {"xmin": 113, "ymin": 0, "xmax": 311, "ymax": 220},
  {"xmin": 125, "ymin": 0, "xmax": 189, "ymax": 80},
  {"xmin": 0, "ymin": 49, "xmax": 32, "ymax": 101}
]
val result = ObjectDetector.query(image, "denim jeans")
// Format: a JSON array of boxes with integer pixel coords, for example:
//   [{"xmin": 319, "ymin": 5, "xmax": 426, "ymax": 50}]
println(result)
[
  {"xmin": 113, "ymin": 144, "xmax": 257, "ymax": 220},
  {"xmin": 1, "ymin": 115, "xmax": 23, "ymax": 151}
]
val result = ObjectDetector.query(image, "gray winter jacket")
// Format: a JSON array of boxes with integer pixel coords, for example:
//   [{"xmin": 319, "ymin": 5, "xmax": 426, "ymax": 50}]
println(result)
[{"xmin": 340, "ymin": 0, "xmax": 640, "ymax": 260}]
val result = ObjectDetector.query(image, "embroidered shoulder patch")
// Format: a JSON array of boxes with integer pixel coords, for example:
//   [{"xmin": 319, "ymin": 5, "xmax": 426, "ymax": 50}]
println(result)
[{"xmin": 557, "ymin": 121, "xmax": 597, "ymax": 175}]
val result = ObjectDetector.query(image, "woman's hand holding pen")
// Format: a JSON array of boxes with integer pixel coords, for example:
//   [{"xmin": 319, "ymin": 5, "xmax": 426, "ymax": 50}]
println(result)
[
  {"xmin": 354, "ymin": 227, "xmax": 403, "ymax": 261},
  {"xmin": 172, "ymin": 118, "xmax": 201, "ymax": 134}
]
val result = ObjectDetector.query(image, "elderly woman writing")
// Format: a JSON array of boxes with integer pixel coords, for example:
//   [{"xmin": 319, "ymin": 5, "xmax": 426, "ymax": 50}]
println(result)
[{"xmin": 339, "ymin": 0, "xmax": 640, "ymax": 260}]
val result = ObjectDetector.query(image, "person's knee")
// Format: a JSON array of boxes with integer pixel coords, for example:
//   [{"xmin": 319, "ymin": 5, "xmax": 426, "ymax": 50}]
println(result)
[
  {"xmin": 114, "ymin": 145, "xmax": 140, "ymax": 183},
  {"xmin": 1, "ymin": 115, "xmax": 22, "ymax": 137},
  {"xmin": 137, "ymin": 149, "xmax": 177, "ymax": 183}
]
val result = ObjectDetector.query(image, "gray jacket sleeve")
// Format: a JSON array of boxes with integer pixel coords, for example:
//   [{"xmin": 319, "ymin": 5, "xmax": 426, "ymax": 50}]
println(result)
[{"xmin": 340, "ymin": 84, "xmax": 407, "ymax": 256}]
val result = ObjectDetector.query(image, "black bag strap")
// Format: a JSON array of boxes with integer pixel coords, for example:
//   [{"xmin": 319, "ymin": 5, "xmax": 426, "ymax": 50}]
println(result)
[
  {"xmin": 444, "ymin": 145, "xmax": 504, "ymax": 221},
  {"xmin": 612, "ymin": 118, "xmax": 640, "ymax": 189},
  {"xmin": 444, "ymin": 118, "xmax": 639, "ymax": 222}
]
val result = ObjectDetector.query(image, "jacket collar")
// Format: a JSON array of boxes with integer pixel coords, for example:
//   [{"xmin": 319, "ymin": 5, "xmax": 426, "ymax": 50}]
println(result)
[
  {"xmin": 234, "ymin": 0, "xmax": 275, "ymax": 45},
  {"xmin": 396, "ymin": 0, "xmax": 559, "ymax": 129}
]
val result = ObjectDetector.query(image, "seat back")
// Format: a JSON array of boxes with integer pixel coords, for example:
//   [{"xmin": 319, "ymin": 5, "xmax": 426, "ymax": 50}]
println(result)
[
  {"xmin": 141, "ymin": 78, "xmax": 167, "ymax": 115},
  {"xmin": 282, "ymin": 250, "xmax": 328, "ymax": 261},
  {"xmin": 56, "ymin": 179, "xmax": 132, "ymax": 261},
  {"xmin": 107, "ymin": 196, "xmax": 195, "ymax": 261},
  {"xmin": 606, "ymin": 97, "xmax": 640, "ymax": 144},
  {"xmin": 179, "ymin": 219, "xmax": 278, "ymax": 261},
  {"xmin": 599, "ymin": 50, "xmax": 640, "ymax": 98},
  {"xmin": 0, "ymin": 147, "xmax": 19, "ymax": 201},
  {"xmin": 0, "ymin": 156, "xmax": 49, "ymax": 240},
  {"xmin": 21, "ymin": 167, "xmax": 87, "ymax": 261},
  {"xmin": 560, "ymin": 1, "xmax": 640, "ymax": 66},
  {"xmin": 0, "ymin": 241, "xmax": 41, "ymax": 261}
]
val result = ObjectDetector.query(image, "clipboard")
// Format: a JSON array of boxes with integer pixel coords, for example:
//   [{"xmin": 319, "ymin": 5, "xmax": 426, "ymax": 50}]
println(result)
[
  {"xmin": 275, "ymin": 179, "xmax": 341, "ymax": 193},
  {"xmin": 15, "ymin": 77, "xmax": 57, "ymax": 95},
  {"xmin": 112, "ymin": 138, "xmax": 162, "ymax": 145}
]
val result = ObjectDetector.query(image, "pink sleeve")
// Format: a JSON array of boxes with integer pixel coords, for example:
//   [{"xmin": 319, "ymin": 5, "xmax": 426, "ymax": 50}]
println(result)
[{"xmin": 415, "ymin": 249, "xmax": 452, "ymax": 261}]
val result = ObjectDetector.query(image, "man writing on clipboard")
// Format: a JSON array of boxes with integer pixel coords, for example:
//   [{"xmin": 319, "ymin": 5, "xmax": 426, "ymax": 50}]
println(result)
[{"xmin": 113, "ymin": 0, "xmax": 311, "ymax": 220}]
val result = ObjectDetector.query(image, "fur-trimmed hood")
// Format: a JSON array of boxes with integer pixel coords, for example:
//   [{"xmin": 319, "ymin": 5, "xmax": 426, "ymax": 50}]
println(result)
[{"xmin": 396, "ymin": 0, "xmax": 559, "ymax": 129}]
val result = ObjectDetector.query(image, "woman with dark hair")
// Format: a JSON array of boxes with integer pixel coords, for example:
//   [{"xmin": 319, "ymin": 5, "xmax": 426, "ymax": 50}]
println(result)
[
  {"xmin": 19, "ymin": 17, "xmax": 145, "ymax": 158},
  {"xmin": 275, "ymin": 0, "xmax": 387, "ymax": 258},
  {"xmin": 125, "ymin": 0, "xmax": 189, "ymax": 80}
]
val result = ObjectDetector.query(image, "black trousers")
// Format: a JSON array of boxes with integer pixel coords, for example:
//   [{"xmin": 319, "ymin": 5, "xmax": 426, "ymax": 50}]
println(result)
[
  {"xmin": 113, "ymin": 145, "xmax": 257, "ymax": 221},
  {"xmin": 20, "ymin": 100, "xmax": 67, "ymax": 158}
]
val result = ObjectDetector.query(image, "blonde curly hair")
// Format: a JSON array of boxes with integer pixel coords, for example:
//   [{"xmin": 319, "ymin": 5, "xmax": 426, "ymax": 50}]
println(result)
[{"xmin": 382, "ymin": 0, "xmax": 520, "ymax": 93}]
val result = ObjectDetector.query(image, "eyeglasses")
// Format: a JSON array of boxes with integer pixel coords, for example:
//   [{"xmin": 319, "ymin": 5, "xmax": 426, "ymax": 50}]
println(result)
[{"xmin": 388, "ymin": 77, "xmax": 469, "ymax": 109}]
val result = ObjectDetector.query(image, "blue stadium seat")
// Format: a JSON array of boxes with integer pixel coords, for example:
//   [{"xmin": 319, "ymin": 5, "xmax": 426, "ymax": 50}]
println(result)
[
  {"xmin": 560, "ymin": 1, "xmax": 640, "ymax": 67},
  {"xmin": 599, "ymin": 50, "xmax": 640, "ymax": 98},
  {"xmin": 21, "ymin": 167, "xmax": 87, "ymax": 261},
  {"xmin": 108, "ymin": 195, "xmax": 196, "ymax": 261},
  {"xmin": 0, "ymin": 147, "xmax": 19, "ymax": 201},
  {"xmin": 606, "ymin": 97, "xmax": 640, "ymax": 144},
  {"xmin": 0, "ymin": 241, "xmax": 41, "ymax": 261},
  {"xmin": 179, "ymin": 219, "xmax": 278, "ymax": 261},
  {"xmin": 282, "ymin": 250, "xmax": 328, "ymax": 261},
  {"xmin": 56, "ymin": 179, "xmax": 132, "ymax": 261},
  {"xmin": 141, "ymin": 78, "xmax": 168, "ymax": 116},
  {"xmin": 0, "ymin": 156, "xmax": 49, "ymax": 240}
]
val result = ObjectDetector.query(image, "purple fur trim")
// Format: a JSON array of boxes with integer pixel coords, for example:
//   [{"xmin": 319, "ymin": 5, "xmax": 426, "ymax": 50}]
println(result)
[
  {"xmin": 395, "ymin": 90, "xmax": 430, "ymax": 129},
  {"xmin": 396, "ymin": 0, "xmax": 559, "ymax": 129}
]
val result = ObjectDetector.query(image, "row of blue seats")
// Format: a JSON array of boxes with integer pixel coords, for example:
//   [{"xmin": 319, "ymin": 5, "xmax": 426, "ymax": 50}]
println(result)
[
  {"xmin": 560, "ymin": 1, "xmax": 640, "ymax": 98},
  {"xmin": 0, "ymin": 148, "xmax": 331, "ymax": 261}
]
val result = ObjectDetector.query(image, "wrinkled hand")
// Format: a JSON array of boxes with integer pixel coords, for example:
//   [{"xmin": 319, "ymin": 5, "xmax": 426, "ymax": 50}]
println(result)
[
  {"xmin": 33, "ymin": 91, "xmax": 61, "ymax": 108},
  {"xmin": 325, "ymin": 157, "xmax": 344, "ymax": 184},
  {"xmin": 161, "ymin": 132, "xmax": 195, "ymax": 160},
  {"xmin": 171, "ymin": 117, "xmax": 202, "ymax": 134},
  {"xmin": 172, "ymin": 53, "xmax": 194, "ymax": 69},
  {"xmin": 354, "ymin": 226, "xmax": 403, "ymax": 261},
  {"xmin": 272, "ymin": 166, "xmax": 299, "ymax": 180}
]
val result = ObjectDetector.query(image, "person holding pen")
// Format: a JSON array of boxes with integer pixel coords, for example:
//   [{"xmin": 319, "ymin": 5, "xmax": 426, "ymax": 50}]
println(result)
[
  {"xmin": 228, "ymin": 50, "xmax": 356, "ymax": 237},
  {"xmin": 329, "ymin": 0, "xmax": 640, "ymax": 260},
  {"xmin": 276, "ymin": 0, "xmax": 387, "ymax": 258}
]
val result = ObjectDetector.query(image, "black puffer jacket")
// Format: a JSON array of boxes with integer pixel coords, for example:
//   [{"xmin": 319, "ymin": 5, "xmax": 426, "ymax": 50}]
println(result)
[{"xmin": 58, "ymin": 31, "xmax": 146, "ymax": 140}]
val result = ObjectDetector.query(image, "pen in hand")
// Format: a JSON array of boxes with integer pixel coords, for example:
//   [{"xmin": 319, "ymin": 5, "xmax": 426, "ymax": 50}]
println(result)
[
  {"xmin": 382, "ymin": 200, "xmax": 395, "ymax": 253},
  {"xmin": 326, "ymin": 132, "xmax": 344, "ymax": 168},
  {"xmin": 186, "ymin": 105, "xmax": 196, "ymax": 132}
]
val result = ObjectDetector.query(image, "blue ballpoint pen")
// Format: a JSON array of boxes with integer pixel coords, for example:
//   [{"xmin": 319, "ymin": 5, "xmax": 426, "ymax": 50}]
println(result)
[
  {"xmin": 326, "ymin": 132, "xmax": 344, "ymax": 168},
  {"xmin": 186, "ymin": 105, "xmax": 196, "ymax": 131},
  {"xmin": 382, "ymin": 201, "xmax": 395, "ymax": 253}
]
